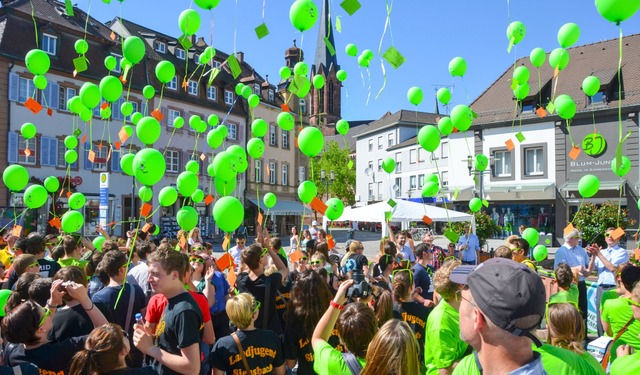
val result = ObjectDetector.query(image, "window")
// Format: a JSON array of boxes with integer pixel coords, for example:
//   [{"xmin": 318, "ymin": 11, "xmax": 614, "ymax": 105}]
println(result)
[
  {"xmin": 255, "ymin": 160, "xmax": 262, "ymax": 183},
  {"xmin": 395, "ymin": 152, "xmax": 402, "ymax": 172},
  {"xmin": 282, "ymin": 164, "xmax": 288, "ymax": 186},
  {"xmin": 269, "ymin": 161, "xmax": 277, "ymax": 184},
  {"xmin": 418, "ymin": 174, "xmax": 424, "ymax": 189},
  {"xmin": 441, "ymin": 171, "xmax": 449, "ymax": 186},
  {"xmin": 228, "ymin": 123, "xmax": 237, "ymax": 140},
  {"xmin": 58, "ymin": 87, "xmax": 77, "ymax": 111},
  {"xmin": 213, "ymin": 60, "xmax": 221, "ymax": 69},
  {"xmin": 167, "ymin": 76, "xmax": 178, "ymax": 91},
  {"xmin": 57, "ymin": 139, "xmax": 78, "ymax": 169},
  {"xmin": 154, "ymin": 40, "xmax": 166, "ymax": 53},
  {"xmin": 367, "ymin": 160, "xmax": 373, "ymax": 172},
  {"xmin": 42, "ymin": 33, "xmax": 57, "ymax": 55},
  {"xmin": 394, "ymin": 178, "xmax": 402, "ymax": 198},
  {"xmin": 410, "ymin": 176, "xmax": 417, "ymax": 189},
  {"xmin": 494, "ymin": 150, "xmax": 512, "ymax": 177},
  {"xmin": 112, "ymin": 97, "xmax": 138, "ymax": 121},
  {"xmin": 368, "ymin": 139, "xmax": 373, "ymax": 152},
  {"xmin": 441, "ymin": 141, "xmax": 449, "ymax": 159},
  {"xmin": 299, "ymin": 99, "xmax": 306, "ymax": 115},
  {"xmin": 165, "ymin": 150, "xmax": 180, "ymax": 173},
  {"xmin": 588, "ymin": 91, "xmax": 606, "ymax": 105},
  {"xmin": 18, "ymin": 135, "xmax": 37, "ymax": 165},
  {"xmin": 207, "ymin": 86, "xmax": 217, "ymax": 101},
  {"xmin": 524, "ymin": 146, "xmax": 545, "ymax": 177},
  {"xmin": 368, "ymin": 183, "xmax": 374, "ymax": 200},
  {"xmin": 188, "ymin": 80, "xmax": 198, "ymax": 96},
  {"xmin": 268, "ymin": 89, "xmax": 274, "ymax": 102},
  {"xmin": 254, "ymin": 84, "xmax": 260, "ymax": 95},
  {"xmin": 19, "ymin": 77, "xmax": 36, "ymax": 103},
  {"xmin": 377, "ymin": 159, "xmax": 382, "ymax": 172},
  {"xmin": 298, "ymin": 166, "xmax": 306, "ymax": 182},
  {"xmin": 388, "ymin": 133, "xmax": 395, "ymax": 147},
  {"xmin": 176, "ymin": 48, "xmax": 185, "ymax": 60},
  {"xmin": 410, "ymin": 149, "xmax": 417, "ymax": 164},
  {"xmin": 378, "ymin": 136, "xmax": 383, "ymax": 150},
  {"xmin": 111, "ymin": 54, "xmax": 122, "ymax": 73},
  {"xmin": 92, "ymin": 145, "xmax": 109, "ymax": 172},
  {"xmin": 269, "ymin": 125, "xmax": 277, "ymax": 146},
  {"xmin": 167, "ymin": 109, "xmax": 182, "ymax": 128},
  {"xmin": 418, "ymin": 148, "xmax": 426, "ymax": 162},
  {"xmin": 193, "ymin": 54, "xmax": 199, "ymax": 63},
  {"xmin": 521, "ymin": 101, "xmax": 535, "ymax": 113},
  {"xmin": 224, "ymin": 90, "xmax": 234, "ymax": 105},
  {"xmin": 377, "ymin": 182, "xmax": 383, "ymax": 199},
  {"xmin": 282, "ymin": 130, "xmax": 289, "ymax": 149}
]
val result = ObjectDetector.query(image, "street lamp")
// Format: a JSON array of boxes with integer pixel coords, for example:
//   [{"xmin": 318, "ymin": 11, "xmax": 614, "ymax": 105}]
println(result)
[
  {"xmin": 465, "ymin": 155, "xmax": 494, "ymax": 201},
  {"xmin": 321, "ymin": 169, "xmax": 335, "ymax": 199}
]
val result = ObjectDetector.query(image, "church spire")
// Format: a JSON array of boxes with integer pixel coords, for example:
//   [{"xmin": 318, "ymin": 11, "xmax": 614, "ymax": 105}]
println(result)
[{"xmin": 314, "ymin": 0, "xmax": 338, "ymax": 73}]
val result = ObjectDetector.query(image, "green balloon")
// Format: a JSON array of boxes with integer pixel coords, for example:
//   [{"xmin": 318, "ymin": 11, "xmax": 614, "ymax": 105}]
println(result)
[
  {"xmin": 241, "ymin": 85, "xmax": 252, "ymax": 99},
  {"xmin": 578, "ymin": 174, "xmax": 600, "ymax": 198},
  {"xmin": 133, "ymin": 148, "xmax": 166, "ymax": 186},
  {"xmin": 33, "ymin": 75, "xmax": 47, "ymax": 90},
  {"xmin": 104, "ymin": 55, "xmax": 117, "ymax": 71},
  {"xmin": 100, "ymin": 106, "xmax": 112, "ymax": 120},
  {"xmin": 214, "ymin": 177, "xmax": 236, "ymax": 196},
  {"xmin": 24, "ymin": 185, "xmax": 48, "ymax": 209},
  {"xmin": 450, "ymin": 104, "xmax": 473, "ymax": 132},
  {"xmin": 235, "ymin": 83, "xmax": 245, "ymax": 96},
  {"xmin": 65, "ymin": 150, "xmax": 78, "ymax": 164},
  {"xmin": 93, "ymin": 236, "xmax": 106, "ymax": 251},
  {"xmin": 200, "ymin": 46, "xmax": 216, "ymax": 62},
  {"xmin": 611, "ymin": 155, "xmax": 631, "ymax": 177},
  {"xmin": 554, "ymin": 94, "xmax": 576, "ymax": 120},
  {"xmin": 595, "ymin": 0, "xmax": 640, "ymax": 24},
  {"xmin": 425, "ymin": 172, "xmax": 440, "ymax": 187},
  {"xmin": 177, "ymin": 171, "xmax": 198, "ymax": 197},
  {"xmin": 448, "ymin": 57, "xmax": 467, "ymax": 77},
  {"xmin": 68, "ymin": 192, "xmax": 86, "ymax": 210},
  {"xmin": 522, "ymin": 228, "xmax": 540, "ymax": 247},
  {"xmin": 298, "ymin": 127, "xmax": 324, "ymax": 157},
  {"xmin": 475, "ymin": 154, "xmax": 489, "ymax": 171},
  {"xmin": 44, "ymin": 176, "xmax": 60, "ymax": 193},
  {"xmin": 357, "ymin": 55, "xmax": 370, "ymax": 68},
  {"xmin": 120, "ymin": 57, "xmax": 133, "ymax": 71},
  {"xmin": 174, "ymin": 116, "xmax": 185, "ymax": 129},
  {"xmin": 120, "ymin": 153, "xmax": 135, "ymax": 176},
  {"xmin": 194, "ymin": 0, "xmax": 221, "ymax": 10},
  {"xmin": 279, "ymin": 67, "xmax": 292, "ymax": 80},
  {"xmin": 131, "ymin": 112, "xmax": 143, "ymax": 125},
  {"xmin": 123, "ymin": 125, "xmax": 133, "ymax": 136},
  {"xmin": 298, "ymin": 180, "xmax": 318, "ymax": 204},
  {"xmin": 513, "ymin": 66, "xmax": 530, "ymax": 85},
  {"xmin": 557, "ymin": 23, "xmax": 580, "ymax": 48},
  {"xmin": 80, "ymin": 82, "xmax": 101, "ymax": 109},
  {"xmin": 2, "ymin": 165, "xmax": 29, "ymax": 191},
  {"xmin": 438, "ymin": 117, "xmax": 454, "ymax": 135},
  {"xmin": 248, "ymin": 94, "xmax": 260, "ymax": 108},
  {"xmin": 247, "ymin": 138, "xmax": 265, "ymax": 159},
  {"xmin": 80, "ymin": 107, "xmax": 92, "ymax": 122},
  {"xmin": 533, "ymin": 245, "xmax": 548, "ymax": 262},
  {"xmin": 289, "ymin": 0, "xmax": 318, "ymax": 32},
  {"xmin": 382, "ymin": 157, "xmax": 396, "ymax": 174},
  {"xmin": 123, "ymin": 36, "xmax": 145, "ymax": 64},
  {"xmin": 213, "ymin": 196, "xmax": 244, "ymax": 233},
  {"xmin": 143, "ymin": 85, "xmax": 155, "ymax": 99},
  {"xmin": 436, "ymin": 87, "xmax": 451, "ymax": 105},
  {"xmin": 212, "ymin": 152, "xmax": 237, "ymax": 182},
  {"xmin": 68, "ymin": 96, "xmax": 84, "ymax": 114},
  {"xmin": 185, "ymin": 160, "xmax": 199, "ymax": 174},
  {"xmin": 549, "ymin": 48, "xmax": 570, "ymax": 71},
  {"xmin": 121, "ymin": 101, "xmax": 133, "ymax": 117},
  {"xmin": 155, "ymin": 61, "xmax": 176, "ymax": 84},
  {"xmin": 251, "ymin": 118, "xmax": 268, "ymax": 137},
  {"xmin": 362, "ymin": 49, "xmax": 374, "ymax": 60},
  {"xmin": 418, "ymin": 125, "xmax": 440, "ymax": 152},
  {"xmin": 191, "ymin": 189, "xmax": 204, "ymax": 203},
  {"xmin": 345, "ymin": 43, "xmax": 358, "ymax": 57},
  {"xmin": 136, "ymin": 116, "xmax": 161, "ymax": 145},
  {"xmin": 74, "ymin": 39, "xmax": 89, "ymax": 54},
  {"xmin": 263, "ymin": 192, "xmax": 277, "ymax": 208},
  {"xmin": 25, "ymin": 49, "xmax": 50, "ymax": 75},
  {"xmin": 336, "ymin": 119, "xmax": 349, "ymax": 135},
  {"xmin": 277, "ymin": 112, "xmax": 295, "ymax": 131},
  {"xmin": 513, "ymin": 83, "xmax": 530, "ymax": 100},
  {"xmin": 159, "ymin": 186, "xmax": 178, "ymax": 206},
  {"xmin": 99, "ymin": 75, "xmax": 123, "ymax": 103},
  {"xmin": 506, "ymin": 21, "xmax": 526, "ymax": 45},
  {"xmin": 21, "ymin": 122, "xmax": 36, "ymax": 140},
  {"xmin": 176, "ymin": 206, "xmax": 199, "ymax": 231},
  {"xmin": 207, "ymin": 114, "xmax": 219, "ymax": 127},
  {"xmin": 207, "ymin": 164, "xmax": 215, "ymax": 177},
  {"xmin": 61, "ymin": 210, "xmax": 84, "ymax": 233},
  {"xmin": 293, "ymin": 77, "xmax": 311, "ymax": 98},
  {"xmin": 188, "ymin": 115, "xmax": 200, "ymax": 130},
  {"xmin": 138, "ymin": 186, "xmax": 153, "ymax": 202},
  {"xmin": 217, "ymin": 125, "xmax": 228, "ymax": 138},
  {"xmin": 326, "ymin": 198, "xmax": 344, "ymax": 221},
  {"xmin": 407, "ymin": 86, "xmax": 423, "ymax": 106},
  {"xmin": 313, "ymin": 75, "xmax": 325, "ymax": 90},
  {"xmin": 422, "ymin": 181, "xmax": 439, "ymax": 198},
  {"xmin": 294, "ymin": 62, "xmax": 309, "ymax": 76},
  {"xmin": 582, "ymin": 76, "xmax": 601, "ymax": 97},
  {"xmin": 469, "ymin": 198, "xmax": 482, "ymax": 212},
  {"xmin": 179, "ymin": 9, "xmax": 201, "ymax": 35},
  {"xmin": 336, "ymin": 70, "xmax": 347, "ymax": 82},
  {"xmin": 207, "ymin": 129, "xmax": 223, "ymax": 149}
]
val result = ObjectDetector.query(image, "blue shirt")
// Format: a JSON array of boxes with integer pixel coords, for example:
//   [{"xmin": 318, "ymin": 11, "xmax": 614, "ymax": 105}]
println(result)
[
  {"xmin": 457, "ymin": 234, "xmax": 480, "ymax": 262},
  {"xmin": 400, "ymin": 244, "xmax": 416, "ymax": 262},
  {"xmin": 209, "ymin": 271, "xmax": 230, "ymax": 314},
  {"xmin": 553, "ymin": 244, "xmax": 590, "ymax": 281},
  {"xmin": 412, "ymin": 262, "xmax": 434, "ymax": 300},
  {"xmin": 595, "ymin": 245, "xmax": 629, "ymax": 285}
]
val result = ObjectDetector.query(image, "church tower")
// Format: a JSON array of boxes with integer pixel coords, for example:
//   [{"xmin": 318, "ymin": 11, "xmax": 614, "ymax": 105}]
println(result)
[{"xmin": 309, "ymin": 0, "xmax": 341, "ymax": 134}]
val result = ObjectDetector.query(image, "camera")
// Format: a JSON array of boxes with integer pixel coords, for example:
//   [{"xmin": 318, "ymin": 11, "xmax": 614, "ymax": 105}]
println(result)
[{"xmin": 347, "ymin": 270, "xmax": 371, "ymax": 298}]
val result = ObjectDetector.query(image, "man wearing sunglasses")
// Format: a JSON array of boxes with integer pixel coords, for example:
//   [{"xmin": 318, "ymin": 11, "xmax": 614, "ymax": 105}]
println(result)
[
  {"xmin": 457, "ymin": 225, "xmax": 480, "ymax": 266},
  {"xmin": 229, "ymin": 234, "xmax": 246, "ymax": 271},
  {"xmin": 586, "ymin": 227, "xmax": 629, "ymax": 336}
]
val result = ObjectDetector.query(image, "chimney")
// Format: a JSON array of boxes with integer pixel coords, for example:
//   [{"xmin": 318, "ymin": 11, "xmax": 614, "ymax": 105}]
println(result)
[
  {"xmin": 196, "ymin": 37, "xmax": 207, "ymax": 47},
  {"xmin": 236, "ymin": 51, "xmax": 244, "ymax": 64}
]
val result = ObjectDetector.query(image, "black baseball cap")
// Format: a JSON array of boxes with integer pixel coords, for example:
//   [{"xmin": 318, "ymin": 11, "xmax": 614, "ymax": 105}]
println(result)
[{"xmin": 450, "ymin": 258, "xmax": 546, "ymax": 336}]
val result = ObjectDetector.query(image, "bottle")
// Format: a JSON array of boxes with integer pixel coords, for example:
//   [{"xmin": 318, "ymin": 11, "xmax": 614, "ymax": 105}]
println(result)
[{"xmin": 135, "ymin": 313, "xmax": 144, "ymax": 327}]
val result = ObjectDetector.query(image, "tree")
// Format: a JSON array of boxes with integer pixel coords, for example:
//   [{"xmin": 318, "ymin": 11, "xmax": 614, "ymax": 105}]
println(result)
[
  {"xmin": 570, "ymin": 201, "xmax": 636, "ymax": 248},
  {"xmin": 444, "ymin": 210, "xmax": 501, "ymax": 247},
  {"xmin": 309, "ymin": 140, "xmax": 355, "ymax": 205}
]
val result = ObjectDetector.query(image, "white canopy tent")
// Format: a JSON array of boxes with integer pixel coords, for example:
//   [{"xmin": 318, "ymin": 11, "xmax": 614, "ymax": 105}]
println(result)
[{"xmin": 323, "ymin": 200, "xmax": 473, "ymax": 237}]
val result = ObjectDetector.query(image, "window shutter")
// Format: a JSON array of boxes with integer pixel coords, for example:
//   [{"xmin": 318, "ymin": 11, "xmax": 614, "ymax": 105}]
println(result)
[
  {"xmin": 7, "ymin": 132, "xmax": 18, "ymax": 163},
  {"xmin": 40, "ymin": 137, "xmax": 50, "ymax": 166},
  {"xmin": 48, "ymin": 83, "xmax": 59, "ymax": 109},
  {"xmin": 111, "ymin": 150, "xmax": 121, "ymax": 172},
  {"xmin": 8, "ymin": 73, "xmax": 18, "ymax": 102},
  {"xmin": 84, "ymin": 142, "xmax": 93, "ymax": 170},
  {"xmin": 161, "ymin": 107, "xmax": 168, "ymax": 125},
  {"xmin": 50, "ymin": 138, "xmax": 58, "ymax": 166}
]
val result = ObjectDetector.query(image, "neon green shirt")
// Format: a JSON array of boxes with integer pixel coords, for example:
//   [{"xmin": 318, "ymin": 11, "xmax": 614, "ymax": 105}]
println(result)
[
  {"xmin": 600, "ymin": 289, "xmax": 619, "ymax": 310},
  {"xmin": 546, "ymin": 284, "xmax": 580, "ymax": 320},
  {"xmin": 579, "ymin": 351, "xmax": 606, "ymax": 375},
  {"xmin": 313, "ymin": 340, "xmax": 365, "ymax": 375},
  {"xmin": 601, "ymin": 297, "xmax": 640, "ymax": 363},
  {"xmin": 57, "ymin": 257, "xmax": 88, "ymax": 268},
  {"xmin": 610, "ymin": 351, "xmax": 640, "ymax": 375},
  {"xmin": 424, "ymin": 299, "xmax": 468, "ymax": 374}
]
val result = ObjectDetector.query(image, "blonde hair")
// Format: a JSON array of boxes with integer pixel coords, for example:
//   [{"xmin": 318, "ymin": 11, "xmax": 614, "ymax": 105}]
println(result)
[
  {"xmin": 434, "ymin": 258, "xmax": 462, "ymax": 301},
  {"xmin": 361, "ymin": 320, "xmax": 420, "ymax": 375},
  {"xmin": 13, "ymin": 254, "xmax": 38, "ymax": 275},
  {"xmin": 226, "ymin": 293, "xmax": 257, "ymax": 330},
  {"xmin": 547, "ymin": 303, "xmax": 585, "ymax": 354},
  {"xmin": 341, "ymin": 240, "xmax": 363, "ymax": 268}
]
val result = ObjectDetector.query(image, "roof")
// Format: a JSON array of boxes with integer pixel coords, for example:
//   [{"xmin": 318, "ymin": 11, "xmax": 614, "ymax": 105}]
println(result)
[
  {"xmin": 387, "ymin": 136, "xmax": 419, "ymax": 151},
  {"xmin": 471, "ymin": 33, "xmax": 640, "ymax": 126},
  {"xmin": 324, "ymin": 120, "xmax": 373, "ymax": 152},
  {"xmin": 313, "ymin": 0, "xmax": 338, "ymax": 74},
  {"xmin": 354, "ymin": 110, "xmax": 440, "ymax": 138}
]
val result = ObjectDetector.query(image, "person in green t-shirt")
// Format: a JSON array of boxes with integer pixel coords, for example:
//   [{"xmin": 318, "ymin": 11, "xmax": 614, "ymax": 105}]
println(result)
[
  {"xmin": 312, "ymin": 279, "xmax": 378, "ymax": 375},
  {"xmin": 424, "ymin": 259, "xmax": 468, "ymax": 374},
  {"xmin": 611, "ymin": 281, "xmax": 640, "ymax": 374},
  {"xmin": 57, "ymin": 235, "xmax": 89, "ymax": 268},
  {"xmin": 546, "ymin": 263, "xmax": 580, "ymax": 320}
]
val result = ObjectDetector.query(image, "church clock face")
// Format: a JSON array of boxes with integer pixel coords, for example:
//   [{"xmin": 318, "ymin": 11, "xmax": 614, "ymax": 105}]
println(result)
[{"xmin": 581, "ymin": 133, "xmax": 607, "ymax": 157}]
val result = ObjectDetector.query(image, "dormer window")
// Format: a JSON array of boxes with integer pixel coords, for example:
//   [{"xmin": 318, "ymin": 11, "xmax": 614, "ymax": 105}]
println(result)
[
  {"xmin": 268, "ymin": 89, "xmax": 274, "ymax": 102},
  {"xmin": 154, "ymin": 40, "xmax": 166, "ymax": 53},
  {"xmin": 42, "ymin": 33, "xmax": 57, "ymax": 55},
  {"xmin": 254, "ymin": 84, "xmax": 260, "ymax": 95},
  {"xmin": 176, "ymin": 48, "xmax": 185, "ymax": 60},
  {"xmin": 194, "ymin": 54, "xmax": 200, "ymax": 63},
  {"xmin": 213, "ymin": 60, "xmax": 221, "ymax": 69},
  {"xmin": 588, "ymin": 91, "xmax": 605, "ymax": 105}
]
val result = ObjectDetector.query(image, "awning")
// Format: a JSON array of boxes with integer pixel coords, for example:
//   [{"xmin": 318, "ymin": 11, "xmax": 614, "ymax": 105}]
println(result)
[
  {"xmin": 403, "ymin": 196, "xmax": 452, "ymax": 204},
  {"xmin": 558, "ymin": 180, "xmax": 625, "ymax": 192},
  {"xmin": 248, "ymin": 199, "xmax": 305, "ymax": 215},
  {"xmin": 485, "ymin": 183, "xmax": 555, "ymax": 193}
]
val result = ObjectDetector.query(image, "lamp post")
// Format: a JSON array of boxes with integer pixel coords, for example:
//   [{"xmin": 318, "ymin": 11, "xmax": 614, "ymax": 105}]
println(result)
[
  {"xmin": 465, "ymin": 155, "xmax": 494, "ymax": 201},
  {"xmin": 321, "ymin": 169, "xmax": 335, "ymax": 199}
]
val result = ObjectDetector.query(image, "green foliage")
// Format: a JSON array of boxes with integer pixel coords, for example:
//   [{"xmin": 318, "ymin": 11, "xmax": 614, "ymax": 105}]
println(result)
[
  {"xmin": 444, "ymin": 210, "xmax": 501, "ymax": 247},
  {"xmin": 309, "ymin": 140, "xmax": 355, "ymax": 205},
  {"xmin": 570, "ymin": 201, "xmax": 635, "ymax": 247}
]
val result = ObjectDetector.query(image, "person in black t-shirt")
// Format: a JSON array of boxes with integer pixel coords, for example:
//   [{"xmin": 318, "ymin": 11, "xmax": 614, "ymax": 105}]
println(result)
[
  {"xmin": 69, "ymin": 323, "xmax": 156, "ymax": 375},
  {"xmin": 391, "ymin": 269, "xmax": 430, "ymax": 363},
  {"xmin": 132, "ymin": 244, "xmax": 202, "ymax": 375},
  {"xmin": 339, "ymin": 240, "xmax": 369, "ymax": 276},
  {"xmin": 208, "ymin": 293, "xmax": 285, "ymax": 374},
  {"xmin": 48, "ymin": 266, "xmax": 96, "ymax": 342}
]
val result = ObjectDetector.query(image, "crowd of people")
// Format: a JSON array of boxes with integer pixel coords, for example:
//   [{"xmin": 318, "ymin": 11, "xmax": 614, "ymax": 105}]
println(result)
[{"xmin": 0, "ymin": 221, "xmax": 638, "ymax": 375}]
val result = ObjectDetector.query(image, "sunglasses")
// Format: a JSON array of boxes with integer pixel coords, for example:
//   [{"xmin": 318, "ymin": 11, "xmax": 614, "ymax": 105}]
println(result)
[
  {"xmin": 39, "ymin": 307, "xmax": 52, "ymax": 327},
  {"xmin": 236, "ymin": 241, "xmax": 246, "ymax": 245},
  {"xmin": 629, "ymin": 299, "xmax": 640, "ymax": 308},
  {"xmin": 604, "ymin": 233, "xmax": 616, "ymax": 238},
  {"xmin": 29, "ymin": 262, "xmax": 40, "ymax": 268},
  {"xmin": 301, "ymin": 257, "xmax": 308, "ymax": 261},
  {"xmin": 121, "ymin": 330, "xmax": 130, "ymax": 339},
  {"xmin": 455, "ymin": 288, "xmax": 478, "ymax": 308},
  {"xmin": 192, "ymin": 247, "xmax": 204, "ymax": 251},
  {"xmin": 510, "ymin": 247, "xmax": 522, "ymax": 253},
  {"xmin": 253, "ymin": 300, "xmax": 261, "ymax": 313},
  {"xmin": 261, "ymin": 248, "xmax": 269, "ymax": 257},
  {"xmin": 189, "ymin": 257, "xmax": 205, "ymax": 264},
  {"xmin": 310, "ymin": 260, "xmax": 322, "ymax": 265},
  {"xmin": 392, "ymin": 268, "xmax": 413, "ymax": 285}
]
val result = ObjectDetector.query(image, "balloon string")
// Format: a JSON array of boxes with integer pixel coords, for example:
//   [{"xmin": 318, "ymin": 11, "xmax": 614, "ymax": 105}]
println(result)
[
  {"xmin": 567, "ymin": 119, "xmax": 575, "ymax": 147},
  {"xmin": 192, "ymin": 133, "xmax": 200, "ymax": 160},
  {"xmin": 375, "ymin": 0, "xmax": 393, "ymax": 99},
  {"xmin": 233, "ymin": 0, "xmax": 238, "ymax": 53},
  {"xmin": 617, "ymin": 178, "xmax": 623, "ymax": 227},
  {"xmin": 157, "ymin": 84, "xmax": 165, "ymax": 110},
  {"xmin": 432, "ymin": 154, "xmax": 451, "ymax": 224},
  {"xmin": 365, "ymin": 68, "xmax": 372, "ymax": 106},
  {"xmin": 262, "ymin": 0, "xmax": 266, "ymax": 21},
  {"xmin": 83, "ymin": 0, "xmax": 92, "ymax": 39},
  {"xmin": 618, "ymin": 25, "xmax": 623, "ymax": 144},
  {"xmin": 29, "ymin": 0, "xmax": 39, "ymax": 48},
  {"xmin": 537, "ymin": 69, "xmax": 542, "ymax": 105},
  {"xmin": 116, "ymin": 218, "xmax": 141, "ymax": 309},
  {"xmin": 506, "ymin": 0, "xmax": 511, "ymax": 22},
  {"xmin": 569, "ymin": 198, "xmax": 583, "ymax": 226}
]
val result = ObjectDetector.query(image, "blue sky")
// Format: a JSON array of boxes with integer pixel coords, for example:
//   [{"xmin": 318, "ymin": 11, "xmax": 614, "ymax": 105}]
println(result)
[{"xmin": 90, "ymin": 0, "xmax": 640, "ymax": 122}]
